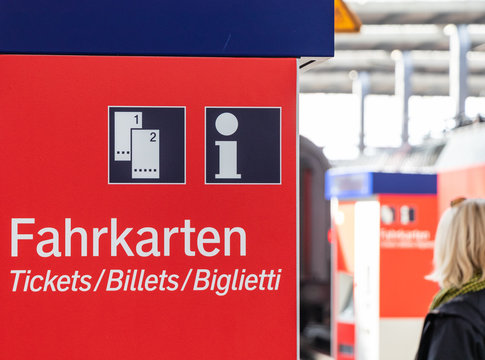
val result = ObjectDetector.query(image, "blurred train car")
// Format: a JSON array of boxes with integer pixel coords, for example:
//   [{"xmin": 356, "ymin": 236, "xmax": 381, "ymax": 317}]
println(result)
[
  {"xmin": 332, "ymin": 118, "xmax": 485, "ymax": 174},
  {"xmin": 299, "ymin": 136, "xmax": 332, "ymax": 358}
]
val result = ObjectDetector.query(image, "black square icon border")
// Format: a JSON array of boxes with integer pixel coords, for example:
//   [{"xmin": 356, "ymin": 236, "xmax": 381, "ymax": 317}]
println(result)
[
  {"xmin": 204, "ymin": 106, "xmax": 282, "ymax": 185},
  {"xmin": 108, "ymin": 106, "xmax": 186, "ymax": 185}
]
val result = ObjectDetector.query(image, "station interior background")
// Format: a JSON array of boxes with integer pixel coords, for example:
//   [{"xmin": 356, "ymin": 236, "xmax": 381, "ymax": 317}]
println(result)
[{"xmin": 298, "ymin": 0, "xmax": 485, "ymax": 359}]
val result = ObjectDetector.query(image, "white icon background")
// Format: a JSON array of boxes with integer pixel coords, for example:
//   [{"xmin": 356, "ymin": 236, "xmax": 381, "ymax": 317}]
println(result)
[
  {"xmin": 131, "ymin": 129, "xmax": 160, "ymax": 179},
  {"xmin": 215, "ymin": 112, "xmax": 238, "ymax": 136},
  {"xmin": 114, "ymin": 112, "xmax": 142, "ymax": 161},
  {"xmin": 215, "ymin": 112, "xmax": 241, "ymax": 179}
]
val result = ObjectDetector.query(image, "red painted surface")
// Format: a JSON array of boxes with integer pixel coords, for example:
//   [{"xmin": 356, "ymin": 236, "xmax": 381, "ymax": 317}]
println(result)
[
  {"xmin": 0, "ymin": 56, "xmax": 297, "ymax": 359},
  {"xmin": 336, "ymin": 322, "xmax": 355, "ymax": 360},
  {"xmin": 332, "ymin": 202, "xmax": 356, "ymax": 358},
  {"xmin": 379, "ymin": 195, "xmax": 439, "ymax": 318},
  {"xmin": 335, "ymin": 203, "xmax": 355, "ymax": 274},
  {"xmin": 438, "ymin": 164, "xmax": 485, "ymax": 215}
]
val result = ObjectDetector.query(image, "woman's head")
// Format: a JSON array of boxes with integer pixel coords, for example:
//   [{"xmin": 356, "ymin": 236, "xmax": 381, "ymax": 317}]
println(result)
[{"xmin": 428, "ymin": 198, "xmax": 485, "ymax": 288}]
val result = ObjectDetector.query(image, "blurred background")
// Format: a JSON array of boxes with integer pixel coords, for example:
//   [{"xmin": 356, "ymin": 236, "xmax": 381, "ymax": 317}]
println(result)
[{"xmin": 298, "ymin": 0, "xmax": 485, "ymax": 358}]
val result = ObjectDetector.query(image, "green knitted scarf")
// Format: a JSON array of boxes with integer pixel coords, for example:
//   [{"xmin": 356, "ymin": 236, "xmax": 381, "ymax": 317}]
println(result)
[{"xmin": 430, "ymin": 274, "xmax": 485, "ymax": 310}]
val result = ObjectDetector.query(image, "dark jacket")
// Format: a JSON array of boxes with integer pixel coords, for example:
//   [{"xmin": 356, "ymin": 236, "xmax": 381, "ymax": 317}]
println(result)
[{"xmin": 416, "ymin": 288, "xmax": 485, "ymax": 359}]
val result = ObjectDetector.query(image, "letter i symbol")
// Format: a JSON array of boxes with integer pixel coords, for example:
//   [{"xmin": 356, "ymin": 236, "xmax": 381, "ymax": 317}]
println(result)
[{"xmin": 215, "ymin": 112, "xmax": 241, "ymax": 179}]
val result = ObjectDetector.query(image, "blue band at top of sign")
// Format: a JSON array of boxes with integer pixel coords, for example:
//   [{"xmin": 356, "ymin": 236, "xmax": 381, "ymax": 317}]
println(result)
[
  {"xmin": 325, "ymin": 171, "xmax": 438, "ymax": 199},
  {"xmin": 0, "ymin": 0, "xmax": 334, "ymax": 57}
]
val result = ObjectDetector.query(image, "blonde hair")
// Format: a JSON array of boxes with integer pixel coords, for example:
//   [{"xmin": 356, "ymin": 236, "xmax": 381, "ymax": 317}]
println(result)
[{"xmin": 427, "ymin": 198, "xmax": 485, "ymax": 288}]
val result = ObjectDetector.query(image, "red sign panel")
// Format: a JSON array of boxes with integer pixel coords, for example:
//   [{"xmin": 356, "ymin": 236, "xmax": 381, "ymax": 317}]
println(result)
[
  {"xmin": 379, "ymin": 194, "xmax": 438, "ymax": 317},
  {"xmin": 0, "ymin": 56, "xmax": 298, "ymax": 359}
]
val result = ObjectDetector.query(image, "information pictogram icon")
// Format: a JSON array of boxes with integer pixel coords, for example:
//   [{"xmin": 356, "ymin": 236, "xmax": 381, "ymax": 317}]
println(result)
[{"xmin": 205, "ymin": 107, "xmax": 281, "ymax": 184}]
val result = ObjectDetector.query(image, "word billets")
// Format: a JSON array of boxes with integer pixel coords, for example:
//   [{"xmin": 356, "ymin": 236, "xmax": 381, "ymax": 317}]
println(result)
[{"xmin": 10, "ymin": 268, "xmax": 283, "ymax": 296}]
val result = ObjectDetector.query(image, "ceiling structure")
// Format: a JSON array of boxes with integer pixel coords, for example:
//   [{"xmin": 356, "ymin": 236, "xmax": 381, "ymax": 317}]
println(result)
[
  {"xmin": 348, "ymin": 0, "xmax": 485, "ymax": 25},
  {"xmin": 300, "ymin": 0, "xmax": 485, "ymax": 97}
]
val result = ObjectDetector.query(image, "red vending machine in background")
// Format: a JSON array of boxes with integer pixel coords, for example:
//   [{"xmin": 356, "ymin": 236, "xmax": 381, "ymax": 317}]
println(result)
[
  {"xmin": 438, "ymin": 163, "xmax": 485, "ymax": 214},
  {"xmin": 326, "ymin": 171, "xmax": 439, "ymax": 360}
]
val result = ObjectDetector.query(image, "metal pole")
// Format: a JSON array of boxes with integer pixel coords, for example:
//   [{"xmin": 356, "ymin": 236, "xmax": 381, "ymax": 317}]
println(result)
[
  {"xmin": 350, "ymin": 71, "xmax": 370, "ymax": 154},
  {"xmin": 392, "ymin": 50, "xmax": 413, "ymax": 147},
  {"xmin": 447, "ymin": 24, "xmax": 470, "ymax": 126}
]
